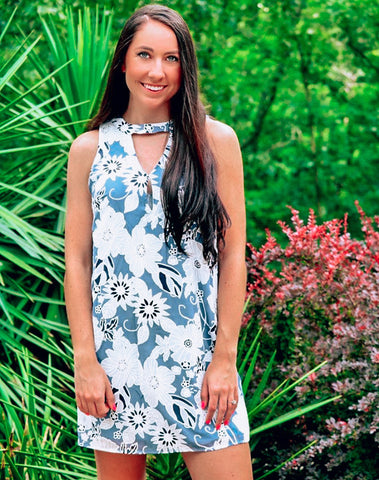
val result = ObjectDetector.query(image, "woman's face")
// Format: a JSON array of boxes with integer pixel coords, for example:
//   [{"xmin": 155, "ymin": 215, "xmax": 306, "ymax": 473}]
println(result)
[{"xmin": 123, "ymin": 19, "xmax": 182, "ymax": 120}]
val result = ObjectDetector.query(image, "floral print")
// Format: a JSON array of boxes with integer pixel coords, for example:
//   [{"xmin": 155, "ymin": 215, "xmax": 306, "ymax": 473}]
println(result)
[
  {"xmin": 101, "ymin": 272, "xmax": 138, "ymax": 318},
  {"xmin": 78, "ymin": 118, "xmax": 249, "ymax": 454}
]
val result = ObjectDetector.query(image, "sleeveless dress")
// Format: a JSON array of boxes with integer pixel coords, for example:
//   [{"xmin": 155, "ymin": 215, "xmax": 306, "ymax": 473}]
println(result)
[{"xmin": 77, "ymin": 117, "xmax": 250, "ymax": 454}]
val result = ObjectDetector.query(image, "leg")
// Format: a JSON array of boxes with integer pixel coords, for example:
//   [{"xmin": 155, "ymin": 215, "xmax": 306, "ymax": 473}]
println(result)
[
  {"xmin": 182, "ymin": 443, "xmax": 253, "ymax": 480},
  {"xmin": 95, "ymin": 450, "xmax": 147, "ymax": 480}
]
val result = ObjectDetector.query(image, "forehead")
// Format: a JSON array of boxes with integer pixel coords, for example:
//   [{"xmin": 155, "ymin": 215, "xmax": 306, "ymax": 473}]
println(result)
[{"xmin": 130, "ymin": 19, "xmax": 179, "ymax": 51}]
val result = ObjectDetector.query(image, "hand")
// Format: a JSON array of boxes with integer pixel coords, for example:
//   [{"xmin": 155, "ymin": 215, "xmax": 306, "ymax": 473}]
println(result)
[
  {"xmin": 74, "ymin": 356, "xmax": 116, "ymax": 418},
  {"xmin": 200, "ymin": 355, "xmax": 239, "ymax": 428}
]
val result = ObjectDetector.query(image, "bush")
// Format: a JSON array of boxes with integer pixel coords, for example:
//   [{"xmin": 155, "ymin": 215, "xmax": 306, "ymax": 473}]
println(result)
[{"xmin": 245, "ymin": 202, "xmax": 379, "ymax": 479}]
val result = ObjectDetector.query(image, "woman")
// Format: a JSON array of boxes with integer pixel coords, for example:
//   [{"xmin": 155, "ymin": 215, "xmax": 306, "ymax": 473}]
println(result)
[{"xmin": 64, "ymin": 4, "xmax": 253, "ymax": 479}]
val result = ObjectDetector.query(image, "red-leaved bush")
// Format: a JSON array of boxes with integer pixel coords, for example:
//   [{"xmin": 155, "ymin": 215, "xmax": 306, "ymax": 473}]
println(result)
[{"xmin": 245, "ymin": 202, "xmax": 379, "ymax": 479}]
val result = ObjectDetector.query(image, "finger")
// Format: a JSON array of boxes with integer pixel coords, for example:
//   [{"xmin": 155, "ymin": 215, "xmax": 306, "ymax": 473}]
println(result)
[
  {"xmin": 105, "ymin": 379, "xmax": 116, "ymax": 412},
  {"xmin": 224, "ymin": 396, "xmax": 238, "ymax": 425},
  {"xmin": 200, "ymin": 376, "xmax": 209, "ymax": 411},
  {"xmin": 93, "ymin": 390, "xmax": 109, "ymax": 418},
  {"xmin": 80, "ymin": 388, "xmax": 104, "ymax": 418},
  {"xmin": 77, "ymin": 396, "xmax": 90, "ymax": 416},
  {"xmin": 205, "ymin": 389, "xmax": 219, "ymax": 425},
  {"xmin": 84, "ymin": 395, "xmax": 98, "ymax": 417},
  {"xmin": 95, "ymin": 401, "xmax": 109, "ymax": 418},
  {"xmin": 225, "ymin": 384, "xmax": 239, "ymax": 423},
  {"xmin": 216, "ymin": 399, "xmax": 228, "ymax": 430},
  {"xmin": 215, "ymin": 393, "xmax": 228, "ymax": 429}
]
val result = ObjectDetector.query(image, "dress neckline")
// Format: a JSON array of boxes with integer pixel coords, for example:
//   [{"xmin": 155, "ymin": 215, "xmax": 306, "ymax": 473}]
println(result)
[{"xmin": 116, "ymin": 118, "xmax": 173, "ymax": 135}]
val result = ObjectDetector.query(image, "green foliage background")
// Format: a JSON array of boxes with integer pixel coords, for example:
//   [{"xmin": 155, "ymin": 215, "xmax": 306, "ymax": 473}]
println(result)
[
  {"xmin": 0, "ymin": 0, "xmax": 378, "ymax": 478},
  {"xmin": 2, "ymin": 0, "xmax": 378, "ymax": 244}
]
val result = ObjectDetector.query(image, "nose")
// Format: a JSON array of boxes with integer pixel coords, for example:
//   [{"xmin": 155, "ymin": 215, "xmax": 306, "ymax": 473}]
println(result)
[{"xmin": 148, "ymin": 59, "xmax": 164, "ymax": 80}]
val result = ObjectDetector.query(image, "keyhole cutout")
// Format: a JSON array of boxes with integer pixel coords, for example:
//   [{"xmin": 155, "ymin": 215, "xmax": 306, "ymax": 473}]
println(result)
[
  {"xmin": 132, "ymin": 132, "xmax": 169, "ymax": 175},
  {"xmin": 146, "ymin": 176, "xmax": 153, "ymax": 209}
]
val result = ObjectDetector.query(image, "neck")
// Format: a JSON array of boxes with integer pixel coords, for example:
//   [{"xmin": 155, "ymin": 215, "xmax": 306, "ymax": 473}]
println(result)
[{"xmin": 123, "ymin": 103, "xmax": 171, "ymax": 124}]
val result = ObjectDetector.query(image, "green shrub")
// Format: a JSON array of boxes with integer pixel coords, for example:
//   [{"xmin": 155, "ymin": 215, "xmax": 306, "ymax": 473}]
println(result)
[{"xmin": 245, "ymin": 204, "xmax": 379, "ymax": 479}]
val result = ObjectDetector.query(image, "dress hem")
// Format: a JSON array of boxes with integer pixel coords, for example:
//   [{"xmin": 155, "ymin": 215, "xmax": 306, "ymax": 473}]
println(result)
[{"xmin": 78, "ymin": 440, "xmax": 250, "ymax": 456}]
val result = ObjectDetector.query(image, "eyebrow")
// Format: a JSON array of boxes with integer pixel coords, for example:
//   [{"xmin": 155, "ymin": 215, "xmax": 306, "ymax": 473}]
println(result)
[{"xmin": 134, "ymin": 45, "xmax": 180, "ymax": 55}]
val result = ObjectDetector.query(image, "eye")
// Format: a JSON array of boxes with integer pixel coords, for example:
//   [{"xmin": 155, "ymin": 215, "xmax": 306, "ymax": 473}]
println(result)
[
  {"xmin": 167, "ymin": 55, "xmax": 179, "ymax": 63},
  {"xmin": 137, "ymin": 51, "xmax": 150, "ymax": 59}
]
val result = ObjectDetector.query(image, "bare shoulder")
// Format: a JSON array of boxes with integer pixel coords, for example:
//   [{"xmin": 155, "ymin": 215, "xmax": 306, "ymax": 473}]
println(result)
[
  {"xmin": 205, "ymin": 117, "xmax": 242, "ymax": 168},
  {"xmin": 68, "ymin": 130, "xmax": 99, "ymax": 180},
  {"xmin": 69, "ymin": 130, "xmax": 99, "ymax": 159},
  {"xmin": 206, "ymin": 117, "xmax": 238, "ymax": 145}
]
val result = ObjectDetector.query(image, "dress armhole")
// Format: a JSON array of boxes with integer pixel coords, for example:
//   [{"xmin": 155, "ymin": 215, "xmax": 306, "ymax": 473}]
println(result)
[{"xmin": 87, "ymin": 127, "xmax": 103, "ymax": 190}]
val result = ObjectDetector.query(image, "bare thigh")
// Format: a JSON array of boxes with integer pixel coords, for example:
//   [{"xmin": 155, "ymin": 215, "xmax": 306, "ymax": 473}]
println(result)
[
  {"xmin": 182, "ymin": 443, "xmax": 253, "ymax": 480},
  {"xmin": 95, "ymin": 450, "xmax": 147, "ymax": 480}
]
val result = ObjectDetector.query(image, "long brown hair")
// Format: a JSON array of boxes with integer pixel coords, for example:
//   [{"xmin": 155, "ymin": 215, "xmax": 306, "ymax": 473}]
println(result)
[{"xmin": 88, "ymin": 4, "xmax": 230, "ymax": 266}]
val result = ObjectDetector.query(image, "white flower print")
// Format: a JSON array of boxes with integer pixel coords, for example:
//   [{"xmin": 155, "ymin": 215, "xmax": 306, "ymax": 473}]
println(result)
[
  {"xmin": 93, "ymin": 205, "xmax": 129, "ymax": 259},
  {"xmin": 94, "ymin": 155, "xmax": 128, "ymax": 190},
  {"xmin": 77, "ymin": 408, "xmax": 95, "ymax": 429},
  {"xmin": 150, "ymin": 419, "xmax": 188, "ymax": 453},
  {"xmin": 92, "ymin": 255, "xmax": 115, "ymax": 293},
  {"xmin": 98, "ymin": 316, "xmax": 118, "ymax": 341},
  {"xmin": 143, "ymin": 123, "xmax": 155, "ymax": 133},
  {"xmin": 100, "ymin": 416, "xmax": 115, "ymax": 430},
  {"xmin": 134, "ymin": 284, "xmax": 173, "ymax": 344},
  {"xmin": 139, "ymin": 356, "xmax": 176, "ymax": 408},
  {"xmin": 101, "ymin": 119, "xmax": 135, "ymax": 153},
  {"xmin": 123, "ymin": 225, "xmax": 163, "ymax": 277},
  {"xmin": 118, "ymin": 120, "xmax": 135, "ymax": 135},
  {"xmin": 120, "ymin": 441, "xmax": 140, "ymax": 454},
  {"xmin": 182, "ymin": 239, "xmax": 211, "ymax": 296},
  {"xmin": 168, "ymin": 245, "xmax": 179, "ymax": 266},
  {"xmin": 206, "ymin": 273, "xmax": 218, "ymax": 318},
  {"xmin": 80, "ymin": 119, "xmax": 250, "ymax": 455},
  {"xmin": 139, "ymin": 200, "xmax": 165, "ymax": 229},
  {"xmin": 92, "ymin": 187, "xmax": 109, "ymax": 212},
  {"xmin": 101, "ymin": 330, "xmax": 142, "ymax": 389},
  {"xmin": 123, "ymin": 169, "xmax": 156, "ymax": 196},
  {"xmin": 168, "ymin": 323, "xmax": 203, "ymax": 367},
  {"xmin": 151, "ymin": 334, "xmax": 171, "ymax": 361},
  {"xmin": 101, "ymin": 272, "xmax": 139, "ymax": 318},
  {"xmin": 116, "ymin": 402, "xmax": 156, "ymax": 444},
  {"xmin": 180, "ymin": 378, "xmax": 193, "ymax": 398},
  {"xmin": 89, "ymin": 436, "xmax": 120, "ymax": 452},
  {"xmin": 93, "ymin": 317, "xmax": 105, "ymax": 352},
  {"xmin": 214, "ymin": 424, "xmax": 231, "ymax": 449}
]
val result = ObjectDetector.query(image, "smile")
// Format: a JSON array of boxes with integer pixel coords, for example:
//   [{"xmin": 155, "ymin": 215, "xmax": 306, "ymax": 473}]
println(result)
[{"xmin": 142, "ymin": 83, "xmax": 166, "ymax": 92}]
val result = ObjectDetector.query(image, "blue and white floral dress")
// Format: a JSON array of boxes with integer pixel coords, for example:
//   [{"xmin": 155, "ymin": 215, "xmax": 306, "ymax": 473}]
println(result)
[{"xmin": 77, "ymin": 117, "xmax": 250, "ymax": 454}]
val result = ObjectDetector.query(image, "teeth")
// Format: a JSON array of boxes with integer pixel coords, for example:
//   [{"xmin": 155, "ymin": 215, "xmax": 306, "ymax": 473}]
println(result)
[{"xmin": 144, "ymin": 84, "xmax": 164, "ymax": 91}]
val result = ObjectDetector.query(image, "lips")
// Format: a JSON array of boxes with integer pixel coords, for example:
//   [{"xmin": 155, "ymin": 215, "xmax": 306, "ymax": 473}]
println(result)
[{"xmin": 142, "ymin": 83, "xmax": 166, "ymax": 92}]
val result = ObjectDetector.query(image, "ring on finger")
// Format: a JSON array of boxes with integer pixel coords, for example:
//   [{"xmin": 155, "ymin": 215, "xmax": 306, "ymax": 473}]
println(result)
[{"xmin": 230, "ymin": 399, "xmax": 237, "ymax": 405}]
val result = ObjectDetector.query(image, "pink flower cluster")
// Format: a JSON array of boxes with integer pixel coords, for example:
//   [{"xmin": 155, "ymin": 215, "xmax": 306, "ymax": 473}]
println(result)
[{"xmin": 245, "ymin": 203, "xmax": 379, "ymax": 477}]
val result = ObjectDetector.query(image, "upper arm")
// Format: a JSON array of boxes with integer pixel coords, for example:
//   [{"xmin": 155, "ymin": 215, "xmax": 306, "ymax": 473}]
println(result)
[
  {"xmin": 65, "ymin": 130, "xmax": 99, "ymax": 266},
  {"xmin": 206, "ymin": 118, "xmax": 246, "ymax": 258}
]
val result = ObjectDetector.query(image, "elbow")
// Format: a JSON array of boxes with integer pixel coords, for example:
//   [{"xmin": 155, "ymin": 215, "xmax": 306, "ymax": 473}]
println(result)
[{"xmin": 218, "ymin": 248, "xmax": 247, "ymax": 278}]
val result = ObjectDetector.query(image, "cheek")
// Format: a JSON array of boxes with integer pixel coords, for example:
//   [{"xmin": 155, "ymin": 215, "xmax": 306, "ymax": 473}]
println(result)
[
  {"xmin": 173, "ymin": 67, "xmax": 182, "ymax": 88},
  {"xmin": 124, "ymin": 63, "xmax": 142, "ymax": 86}
]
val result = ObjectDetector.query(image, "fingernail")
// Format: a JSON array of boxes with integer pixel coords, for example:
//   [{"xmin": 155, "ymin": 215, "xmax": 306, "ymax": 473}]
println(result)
[
  {"xmin": 216, "ymin": 424, "xmax": 221, "ymax": 430},
  {"xmin": 112, "ymin": 403, "xmax": 117, "ymax": 411},
  {"xmin": 205, "ymin": 420, "xmax": 211, "ymax": 425},
  {"xmin": 224, "ymin": 420, "xmax": 229, "ymax": 426},
  {"xmin": 85, "ymin": 413, "xmax": 89, "ymax": 416},
  {"xmin": 201, "ymin": 401, "xmax": 205, "ymax": 409}
]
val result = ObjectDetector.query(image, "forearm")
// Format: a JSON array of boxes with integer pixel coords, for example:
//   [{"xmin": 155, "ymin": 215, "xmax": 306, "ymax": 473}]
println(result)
[
  {"xmin": 213, "ymin": 251, "xmax": 247, "ymax": 362},
  {"xmin": 64, "ymin": 263, "xmax": 96, "ymax": 362}
]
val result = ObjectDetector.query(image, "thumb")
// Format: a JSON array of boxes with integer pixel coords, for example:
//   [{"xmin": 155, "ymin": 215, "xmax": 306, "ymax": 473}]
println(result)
[{"xmin": 104, "ymin": 378, "xmax": 116, "ymax": 412}]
